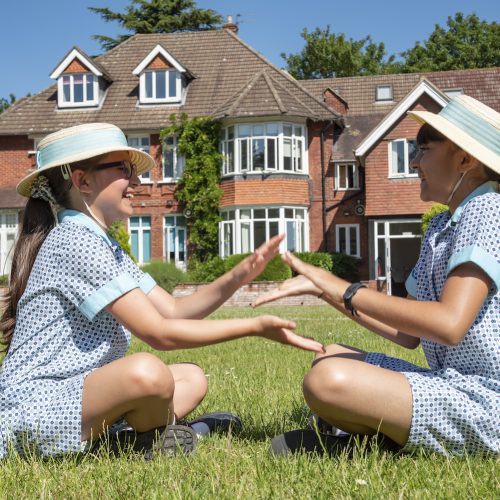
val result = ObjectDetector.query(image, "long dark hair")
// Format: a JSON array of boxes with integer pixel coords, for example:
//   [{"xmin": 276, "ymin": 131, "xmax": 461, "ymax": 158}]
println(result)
[{"xmin": 0, "ymin": 168, "xmax": 74, "ymax": 351}]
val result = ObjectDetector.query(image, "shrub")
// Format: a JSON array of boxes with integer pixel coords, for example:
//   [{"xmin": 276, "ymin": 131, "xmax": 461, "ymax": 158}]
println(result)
[
  {"xmin": 187, "ymin": 256, "xmax": 226, "ymax": 283},
  {"xmin": 224, "ymin": 254, "xmax": 292, "ymax": 281},
  {"xmin": 331, "ymin": 253, "xmax": 361, "ymax": 282},
  {"xmin": 108, "ymin": 220, "xmax": 136, "ymax": 262},
  {"xmin": 421, "ymin": 203, "xmax": 448, "ymax": 236},
  {"xmin": 293, "ymin": 252, "xmax": 333, "ymax": 271},
  {"xmin": 141, "ymin": 260, "xmax": 187, "ymax": 293}
]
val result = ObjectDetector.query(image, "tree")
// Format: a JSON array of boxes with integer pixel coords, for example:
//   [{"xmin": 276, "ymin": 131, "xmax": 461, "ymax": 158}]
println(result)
[
  {"xmin": 0, "ymin": 94, "xmax": 16, "ymax": 114},
  {"xmin": 90, "ymin": 0, "xmax": 224, "ymax": 51},
  {"xmin": 281, "ymin": 26, "xmax": 399, "ymax": 79},
  {"xmin": 401, "ymin": 13, "xmax": 500, "ymax": 72}
]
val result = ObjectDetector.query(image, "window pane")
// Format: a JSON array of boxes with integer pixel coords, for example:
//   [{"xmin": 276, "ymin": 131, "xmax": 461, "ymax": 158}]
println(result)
[
  {"xmin": 143, "ymin": 230, "xmax": 151, "ymax": 262},
  {"xmin": 284, "ymin": 208, "xmax": 293, "ymax": 218},
  {"xmin": 377, "ymin": 239, "xmax": 386, "ymax": 277},
  {"xmin": 294, "ymin": 126, "xmax": 301, "ymax": 136},
  {"xmin": 73, "ymin": 74, "xmax": 84, "ymax": 102},
  {"xmin": 86, "ymin": 74, "xmax": 94, "ymax": 101},
  {"xmin": 376, "ymin": 85, "xmax": 392, "ymax": 101},
  {"xmin": 254, "ymin": 209, "xmax": 265, "ymax": 219},
  {"xmin": 63, "ymin": 76, "xmax": 71, "ymax": 102},
  {"xmin": 268, "ymin": 208, "xmax": 279, "ymax": 218},
  {"xmin": 168, "ymin": 71, "xmax": 177, "ymax": 98},
  {"xmin": 349, "ymin": 227, "xmax": 357, "ymax": 256},
  {"xmin": 338, "ymin": 227, "xmax": 346, "ymax": 253},
  {"xmin": 168, "ymin": 228, "xmax": 175, "ymax": 260},
  {"xmin": 253, "ymin": 125, "xmax": 264, "ymax": 136},
  {"xmin": 241, "ymin": 222, "xmax": 251, "ymax": 252},
  {"xmin": 238, "ymin": 125, "xmax": 251, "ymax": 137},
  {"xmin": 295, "ymin": 209, "xmax": 304, "ymax": 220},
  {"xmin": 227, "ymin": 140, "xmax": 234, "ymax": 173},
  {"xmin": 266, "ymin": 123, "xmax": 279, "ymax": 136},
  {"xmin": 155, "ymin": 71, "xmax": 166, "ymax": 99},
  {"xmin": 228, "ymin": 126, "xmax": 234, "ymax": 140},
  {"xmin": 177, "ymin": 216, "xmax": 186, "ymax": 226},
  {"xmin": 347, "ymin": 165, "xmax": 355, "ymax": 188},
  {"xmin": 240, "ymin": 209, "xmax": 251, "ymax": 220},
  {"xmin": 267, "ymin": 138, "xmax": 276, "ymax": 169},
  {"xmin": 239, "ymin": 139, "xmax": 248, "ymax": 171},
  {"xmin": 252, "ymin": 138, "xmax": 265, "ymax": 171},
  {"xmin": 338, "ymin": 164, "xmax": 346, "ymax": 188},
  {"xmin": 178, "ymin": 228, "xmax": 186, "ymax": 261},
  {"xmin": 283, "ymin": 138, "xmax": 292, "ymax": 170},
  {"xmin": 130, "ymin": 216, "xmax": 140, "ymax": 228},
  {"xmin": 408, "ymin": 140, "xmax": 417, "ymax": 167},
  {"xmin": 223, "ymin": 222, "xmax": 233, "ymax": 256},
  {"xmin": 283, "ymin": 125, "xmax": 292, "ymax": 137},
  {"xmin": 298, "ymin": 220, "xmax": 305, "ymax": 251},
  {"xmin": 389, "ymin": 222, "xmax": 420, "ymax": 236},
  {"xmin": 286, "ymin": 220, "xmax": 296, "ymax": 251},
  {"xmin": 145, "ymin": 72, "xmax": 153, "ymax": 98},
  {"xmin": 131, "ymin": 231, "xmax": 139, "ymax": 260},
  {"xmin": 163, "ymin": 137, "xmax": 174, "ymax": 177},
  {"xmin": 165, "ymin": 216, "xmax": 175, "ymax": 226},
  {"xmin": 254, "ymin": 220, "xmax": 266, "ymax": 248},
  {"xmin": 392, "ymin": 141, "xmax": 405, "ymax": 174},
  {"xmin": 269, "ymin": 221, "xmax": 279, "ymax": 238},
  {"xmin": 295, "ymin": 139, "xmax": 303, "ymax": 171}
]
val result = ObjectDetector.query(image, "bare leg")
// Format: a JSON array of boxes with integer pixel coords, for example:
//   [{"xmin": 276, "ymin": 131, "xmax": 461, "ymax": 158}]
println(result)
[
  {"xmin": 303, "ymin": 343, "xmax": 413, "ymax": 446},
  {"xmin": 81, "ymin": 353, "xmax": 206, "ymax": 441},
  {"xmin": 168, "ymin": 363, "xmax": 208, "ymax": 420}
]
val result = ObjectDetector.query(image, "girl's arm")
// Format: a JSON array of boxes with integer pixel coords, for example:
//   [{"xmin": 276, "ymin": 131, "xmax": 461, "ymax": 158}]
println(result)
[
  {"xmin": 283, "ymin": 252, "xmax": 491, "ymax": 347},
  {"xmin": 146, "ymin": 235, "xmax": 284, "ymax": 319},
  {"xmin": 106, "ymin": 287, "xmax": 325, "ymax": 353},
  {"xmin": 253, "ymin": 274, "xmax": 420, "ymax": 348}
]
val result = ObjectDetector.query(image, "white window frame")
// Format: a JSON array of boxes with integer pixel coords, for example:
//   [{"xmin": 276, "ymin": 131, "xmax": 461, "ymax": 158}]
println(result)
[
  {"xmin": 219, "ymin": 206, "xmax": 309, "ymax": 257},
  {"xmin": 376, "ymin": 85, "xmax": 393, "ymax": 102},
  {"xmin": 336, "ymin": 224, "xmax": 360, "ymax": 258},
  {"xmin": 220, "ymin": 122, "xmax": 307, "ymax": 176},
  {"xmin": 163, "ymin": 214, "xmax": 187, "ymax": 269},
  {"xmin": 162, "ymin": 136, "xmax": 184, "ymax": 182},
  {"xmin": 140, "ymin": 69, "xmax": 181, "ymax": 104},
  {"xmin": 129, "ymin": 216, "xmax": 151, "ymax": 264},
  {"xmin": 127, "ymin": 135, "xmax": 152, "ymax": 183},
  {"xmin": 334, "ymin": 162, "xmax": 359, "ymax": 190},
  {"xmin": 57, "ymin": 73, "xmax": 99, "ymax": 108},
  {"xmin": 0, "ymin": 211, "xmax": 18, "ymax": 277},
  {"xmin": 388, "ymin": 139, "xmax": 418, "ymax": 178}
]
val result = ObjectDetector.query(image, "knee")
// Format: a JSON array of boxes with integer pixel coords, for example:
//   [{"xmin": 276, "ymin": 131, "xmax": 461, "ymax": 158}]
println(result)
[
  {"xmin": 183, "ymin": 363, "xmax": 208, "ymax": 399},
  {"xmin": 303, "ymin": 359, "xmax": 352, "ymax": 410},
  {"xmin": 126, "ymin": 353, "xmax": 175, "ymax": 401}
]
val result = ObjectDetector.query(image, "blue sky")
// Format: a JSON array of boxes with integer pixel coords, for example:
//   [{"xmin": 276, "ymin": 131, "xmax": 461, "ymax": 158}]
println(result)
[{"xmin": 1, "ymin": 0, "xmax": 498, "ymax": 99}]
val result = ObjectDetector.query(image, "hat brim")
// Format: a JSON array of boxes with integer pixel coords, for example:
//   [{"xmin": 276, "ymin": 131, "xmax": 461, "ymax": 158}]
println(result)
[
  {"xmin": 16, "ymin": 145, "xmax": 156, "ymax": 197},
  {"xmin": 407, "ymin": 110, "xmax": 500, "ymax": 174}
]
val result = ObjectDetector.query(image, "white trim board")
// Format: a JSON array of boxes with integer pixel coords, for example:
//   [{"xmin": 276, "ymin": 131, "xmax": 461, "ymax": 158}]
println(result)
[
  {"xmin": 50, "ymin": 48, "xmax": 103, "ymax": 79},
  {"xmin": 354, "ymin": 79, "xmax": 449, "ymax": 158},
  {"xmin": 133, "ymin": 44, "xmax": 186, "ymax": 75}
]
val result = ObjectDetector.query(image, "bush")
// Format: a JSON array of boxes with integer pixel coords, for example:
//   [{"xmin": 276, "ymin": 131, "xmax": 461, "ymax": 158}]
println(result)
[
  {"xmin": 141, "ymin": 260, "xmax": 187, "ymax": 293},
  {"xmin": 224, "ymin": 253, "xmax": 292, "ymax": 281},
  {"xmin": 421, "ymin": 203, "xmax": 448, "ymax": 235},
  {"xmin": 0, "ymin": 275, "xmax": 8, "ymax": 287},
  {"xmin": 331, "ymin": 253, "xmax": 361, "ymax": 282},
  {"xmin": 187, "ymin": 256, "xmax": 226, "ymax": 283},
  {"xmin": 293, "ymin": 252, "xmax": 333, "ymax": 271},
  {"xmin": 108, "ymin": 220, "xmax": 136, "ymax": 262}
]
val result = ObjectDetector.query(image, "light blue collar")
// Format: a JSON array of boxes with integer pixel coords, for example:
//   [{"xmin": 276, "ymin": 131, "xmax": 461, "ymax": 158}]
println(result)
[
  {"xmin": 58, "ymin": 209, "xmax": 113, "ymax": 247},
  {"xmin": 450, "ymin": 181, "xmax": 499, "ymax": 225}
]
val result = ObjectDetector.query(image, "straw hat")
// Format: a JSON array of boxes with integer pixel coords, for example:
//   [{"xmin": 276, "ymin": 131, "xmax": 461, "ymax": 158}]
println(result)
[
  {"xmin": 17, "ymin": 123, "xmax": 156, "ymax": 197},
  {"xmin": 408, "ymin": 95, "xmax": 500, "ymax": 174}
]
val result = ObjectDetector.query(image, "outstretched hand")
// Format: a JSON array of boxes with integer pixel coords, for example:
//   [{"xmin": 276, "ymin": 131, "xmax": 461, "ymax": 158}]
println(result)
[
  {"xmin": 253, "ymin": 275, "xmax": 322, "ymax": 307},
  {"xmin": 232, "ymin": 234, "xmax": 285, "ymax": 285},
  {"xmin": 255, "ymin": 315, "xmax": 325, "ymax": 353}
]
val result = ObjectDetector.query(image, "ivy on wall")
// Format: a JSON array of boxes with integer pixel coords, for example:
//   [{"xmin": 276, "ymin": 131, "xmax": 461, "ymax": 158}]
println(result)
[{"xmin": 161, "ymin": 114, "xmax": 223, "ymax": 261}]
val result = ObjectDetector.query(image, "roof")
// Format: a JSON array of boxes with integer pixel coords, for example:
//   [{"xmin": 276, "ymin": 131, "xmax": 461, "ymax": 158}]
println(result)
[
  {"xmin": 50, "ymin": 46, "xmax": 113, "ymax": 82},
  {"xmin": 0, "ymin": 30, "xmax": 340, "ymax": 136},
  {"xmin": 301, "ymin": 67, "xmax": 500, "ymax": 115}
]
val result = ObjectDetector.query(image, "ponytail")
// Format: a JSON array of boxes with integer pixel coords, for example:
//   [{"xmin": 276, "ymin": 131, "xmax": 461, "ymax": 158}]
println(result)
[{"xmin": 0, "ymin": 169, "xmax": 73, "ymax": 351}]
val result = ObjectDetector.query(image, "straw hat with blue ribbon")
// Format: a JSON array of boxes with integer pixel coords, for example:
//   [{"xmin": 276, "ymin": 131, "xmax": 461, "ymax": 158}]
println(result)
[
  {"xmin": 17, "ymin": 123, "xmax": 156, "ymax": 197},
  {"xmin": 408, "ymin": 95, "xmax": 500, "ymax": 174}
]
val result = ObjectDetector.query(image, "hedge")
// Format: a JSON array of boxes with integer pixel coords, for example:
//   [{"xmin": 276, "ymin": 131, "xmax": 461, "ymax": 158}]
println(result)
[
  {"xmin": 224, "ymin": 254, "xmax": 292, "ymax": 281},
  {"xmin": 141, "ymin": 261, "xmax": 187, "ymax": 293}
]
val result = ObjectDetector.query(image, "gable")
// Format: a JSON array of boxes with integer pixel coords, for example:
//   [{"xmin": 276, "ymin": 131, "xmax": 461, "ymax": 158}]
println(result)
[
  {"xmin": 133, "ymin": 44, "xmax": 186, "ymax": 75},
  {"xmin": 63, "ymin": 59, "xmax": 91, "ymax": 74}
]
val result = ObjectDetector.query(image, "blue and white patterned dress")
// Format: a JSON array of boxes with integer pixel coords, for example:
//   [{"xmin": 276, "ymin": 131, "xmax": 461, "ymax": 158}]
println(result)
[
  {"xmin": 365, "ymin": 181, "xmax": 500, "ymax": 455},
  {"xmin": 0, "ymin": 210, "xmax": 156, "ymax": 457}
]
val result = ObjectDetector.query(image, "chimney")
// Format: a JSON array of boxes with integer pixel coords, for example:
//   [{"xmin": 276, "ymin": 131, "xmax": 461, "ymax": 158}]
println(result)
[{"xmin": 223, "ymin": 15, "xmax": 238, "ymax": 34}]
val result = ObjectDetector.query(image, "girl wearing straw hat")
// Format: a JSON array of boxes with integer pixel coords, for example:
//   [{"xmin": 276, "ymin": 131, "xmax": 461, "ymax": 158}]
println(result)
[
  {"xmin": 256, "ymin": 95, "xmax": 499, "ymax": 456},
  {"xmin": 0, "ymin": 123, "xmax": 324, "ymax": 459}
]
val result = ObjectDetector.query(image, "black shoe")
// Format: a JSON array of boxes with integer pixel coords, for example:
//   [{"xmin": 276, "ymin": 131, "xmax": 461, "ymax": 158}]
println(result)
[
  {"xmin": 270, "ymin": 429, "xmax": 351, "ymax": 457},
  {"xmin": 308, "ymin": 414, "xmax": 350, "ymax": 437},
  {"xmin": 187, "ymin": 412, "xmax": 242, "ymax": 438},
  {"xmin": 98, "ymin": 424, "xmax": 197, "ymax": 459}
]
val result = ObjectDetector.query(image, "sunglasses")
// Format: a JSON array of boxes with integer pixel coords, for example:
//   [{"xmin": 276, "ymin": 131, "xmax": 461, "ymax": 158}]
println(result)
[{"xmin": 94, "ymin": 160, "xmax": 137, "ymax": 179}]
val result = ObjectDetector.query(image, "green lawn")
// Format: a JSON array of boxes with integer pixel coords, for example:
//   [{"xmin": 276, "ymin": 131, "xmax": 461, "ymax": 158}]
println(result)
[{"xmin": 1, "ymin": 306, "xmax": 498, "ymax": 499}]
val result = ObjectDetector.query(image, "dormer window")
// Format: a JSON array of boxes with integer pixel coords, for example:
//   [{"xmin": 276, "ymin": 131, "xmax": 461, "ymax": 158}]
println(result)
[
  {"xmin": 133, "ymin": 44, "xmax": 187, "ymax": 105},
  {"xmin": 61, "ymin": 73, "xmax": 98, "ymax": 105},
  {"xmin": 141, "ymin": 69, "xmax": 181, "ymax": 103},
  {"xmin": 51, "ymin": 47, "xmax": 110, "ymax": 109},
  {"xmin": 376, "ymin": 85, "xmax": 393, "ymax": 102}
]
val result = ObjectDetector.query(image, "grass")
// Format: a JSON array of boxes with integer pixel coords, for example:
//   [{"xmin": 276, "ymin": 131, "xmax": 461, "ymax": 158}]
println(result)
[{"xmin": 1, "ymin": 306, "xmax": 498, "ymax": 499}]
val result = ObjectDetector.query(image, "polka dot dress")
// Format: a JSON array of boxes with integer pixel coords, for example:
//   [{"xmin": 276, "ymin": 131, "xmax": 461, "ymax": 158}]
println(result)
[
  {"xmin": 366, "ymin": 182, "xmax": 499, "ymax": 456},
  {"xmin": 0, "ymin": 210, "xmax": 156, "ymax": 457}
]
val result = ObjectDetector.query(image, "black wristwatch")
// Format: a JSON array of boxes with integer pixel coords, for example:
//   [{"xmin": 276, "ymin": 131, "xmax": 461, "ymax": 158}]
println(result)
[{"xmin": 343, "ymin": 282, "xmax": 366, "ymax": 316}]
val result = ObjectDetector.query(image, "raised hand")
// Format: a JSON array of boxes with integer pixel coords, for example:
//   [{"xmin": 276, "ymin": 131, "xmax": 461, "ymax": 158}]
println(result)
[
  {"xmin": 254, "ymin": 315, "xmax": 325, "ymax": 353},
  {"xmin": 253, "ymin": 275, "xmax": 322, "ymax": 307},
  {"xmin": 232, "ymin": 234, "xmax": 285, "ymax": 285}
]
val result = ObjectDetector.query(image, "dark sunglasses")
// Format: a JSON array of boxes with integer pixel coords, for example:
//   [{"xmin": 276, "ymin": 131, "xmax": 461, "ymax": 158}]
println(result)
[{"xmin": 95, "ymin": 160, "xmax": 137, "ymax": 179}]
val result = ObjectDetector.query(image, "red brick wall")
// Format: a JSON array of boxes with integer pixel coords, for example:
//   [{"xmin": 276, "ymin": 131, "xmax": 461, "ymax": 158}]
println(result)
[
  {"xmin": 364, "ymin": 94, "xmax": 443, "ymax": 216},
  {"xmin": 323, "ymin": 89, "xmax": 348, "ymax": 115},
  {"xmin": 0, "ymin": 135, "xmax": 35, "ymax": 192}
]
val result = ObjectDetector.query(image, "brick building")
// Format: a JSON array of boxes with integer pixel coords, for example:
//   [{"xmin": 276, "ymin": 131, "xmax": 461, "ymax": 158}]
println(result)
[{"xmin": 0, "ymin": 24, "xmax": 498, "ymax": 294}]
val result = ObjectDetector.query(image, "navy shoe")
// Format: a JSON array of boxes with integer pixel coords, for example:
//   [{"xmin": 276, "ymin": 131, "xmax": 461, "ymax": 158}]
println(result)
[
  {"xmin": 187, "ymin": 412, "xmax": 242, "ymax": 438},
  {"xmin": 270, "ymin": 429, "xmax": 351, "ymax": 457},
  {"xmin": 308, "ymin": 414, "xmax": 350, "ymax": 437}
]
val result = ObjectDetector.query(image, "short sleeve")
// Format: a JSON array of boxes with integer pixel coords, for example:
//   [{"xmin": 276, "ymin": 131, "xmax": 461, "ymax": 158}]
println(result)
[
  {"xmin": 448, "ymin": 194, "xmax": 500, "ymax": 290},
  {"xmin": 57, "ymin": 228, "xmax": 139, "ymax": 321}
]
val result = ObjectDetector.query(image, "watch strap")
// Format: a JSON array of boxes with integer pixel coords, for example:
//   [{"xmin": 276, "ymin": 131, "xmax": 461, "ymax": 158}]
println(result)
[{"xmin": 342, "ymin": 282, "xmax": 367, "ymax": 316}]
